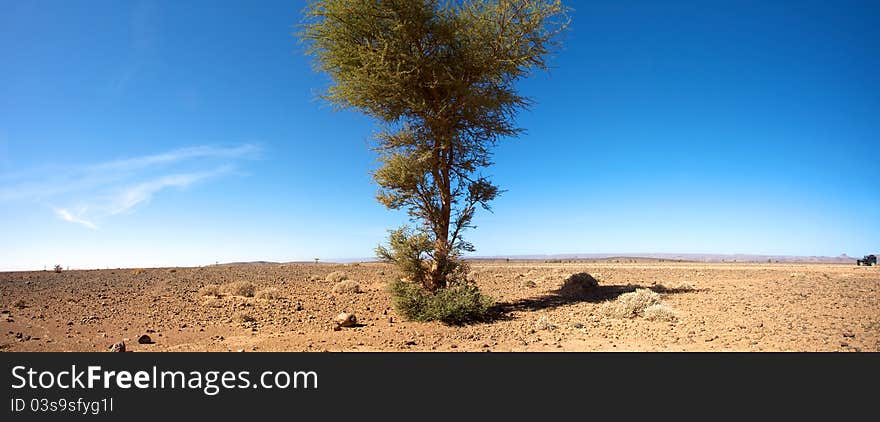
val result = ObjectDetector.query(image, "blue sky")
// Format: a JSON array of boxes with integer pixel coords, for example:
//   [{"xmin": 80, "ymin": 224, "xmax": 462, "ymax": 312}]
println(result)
[{"xmin": 1, "ymin": 0, "xmax": 878, "ymax": 270}]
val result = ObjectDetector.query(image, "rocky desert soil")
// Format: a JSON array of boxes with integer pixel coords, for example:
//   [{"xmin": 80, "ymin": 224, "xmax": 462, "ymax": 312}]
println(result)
[{"xmin": 1, "ymin": 262, "xmax": 878, "ymax": 352}]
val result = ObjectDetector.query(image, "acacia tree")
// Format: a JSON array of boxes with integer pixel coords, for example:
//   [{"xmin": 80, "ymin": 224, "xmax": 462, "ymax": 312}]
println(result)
[{"xmin": 302, "ymin": 0, "xmax": 567, "ymax": 291}]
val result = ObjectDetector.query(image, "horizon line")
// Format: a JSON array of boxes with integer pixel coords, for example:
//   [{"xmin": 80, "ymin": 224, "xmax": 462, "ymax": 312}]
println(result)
[{"xmin": 3, "ymin": 251, "xmax": 871, "ymax": 272}]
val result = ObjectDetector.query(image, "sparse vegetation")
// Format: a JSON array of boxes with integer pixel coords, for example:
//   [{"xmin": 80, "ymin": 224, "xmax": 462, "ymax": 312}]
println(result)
[
  {"xmin": 223, "ymin": 281, "xmax": 256, "ymax": 298},
  {"xmin": 198, "ymin": 284, "xmax": 222, "ymax": 297},
  {"xmin": 203, "ymin": 297, "xmax": 224, "ymax": 308},
  {"xmin": 255, "ymin": 287, "xmax": 282, "ymax": 300},
  {"xmin": 558, "ymin": 272, "xmax": 599, "ymax": 298},
  {"xmin": 643, "ymin": 304, "xmax": 676, "ymax": 321},
  {"xmin": 389, "ymin": 279, "xmax": 493, "ymax": 325},
  {"xmin": 132, "ymin": 268, "xmax": 145, "ymax": 276},
  {"xmin": 53, "ymin": 265, "xmax": 63, "ymax": 273},
  {"xmin": 331, "ymin": 280, "xmax": 361, "ymax": 294},
  {"xmin": 13, "ymin": 299, "xmax": 27, "ymax": 309},
  {"xmin": 534, "ymin": 316, "xmax": 556, "ymax": 331},
  {"xmin": 600, "ymin": 288, "xmax": 662, "ymax": 319},
  {"xmin": 325, "ymin": 271, "xmax": 348, "ymax": 284},
  {"xmin": 234, "ymin": 312, "xmax": 256, "ymax": 323}
]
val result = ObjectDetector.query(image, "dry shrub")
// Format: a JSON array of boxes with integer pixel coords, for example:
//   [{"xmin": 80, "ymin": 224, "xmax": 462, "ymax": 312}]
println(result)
[
  {"xmin": 331, "ymin": 280, "xmax": 361, "ymax": 294},
  {"xmin": 203, "ymin": 297, "xmax": 224, "ymax": 308},
  {"xmin": 643, "ymin": 304, "xmax": 676, "ymax": 321},
  {"xmin": 223, "ymin": 281, "xmax": 256, "ymax": 297},
  {"xmin": 558, "ymin": 272, "xmax": 599, "ymax": 298},
  {"xmin": 255, "ymin": 287, "xmax": 282, "ymax": 300},
  {"xmin": 12, "ymin": 299, "xmax": 27, "ymax": 309},
  {"xmin": 234, "ymin": 312, "xmax": 256, "ymax": 323},
  {"xmin": 132, "ymin": 268, "xmax": 145, "ymax": 276},
  {"xmin": 521, "ymin": 279, "xmax": 538, "ymax": 289},
  {"xmin": 325, "ymin": 271, "xmax": 348, "ymax": 283},
  {"xmin": 534, "ymin": 316, "xmax": 556, "ymax": 331},
  {"xmin": 198, "ymin": 284, "xmax": 222, "ymax": 297},
  {"xmin": 601, "ymin": 288, "xmax": 661, "ymax": 319}
]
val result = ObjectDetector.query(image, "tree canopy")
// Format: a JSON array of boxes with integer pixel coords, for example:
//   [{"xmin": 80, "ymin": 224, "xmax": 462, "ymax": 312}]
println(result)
[{"xmin": 302, "ymin": 0, "xmax": 568, "ymax": 291}]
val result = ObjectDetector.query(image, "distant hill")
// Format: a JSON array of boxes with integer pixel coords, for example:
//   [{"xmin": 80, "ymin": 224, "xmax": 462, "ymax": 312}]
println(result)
[
  {"xmin": 465, "ymin": 253, "xmax": 861, "ymax": 263},
  {"xmin": 214, "ymin": 253, "xmax": 864, "ymax": 266}
]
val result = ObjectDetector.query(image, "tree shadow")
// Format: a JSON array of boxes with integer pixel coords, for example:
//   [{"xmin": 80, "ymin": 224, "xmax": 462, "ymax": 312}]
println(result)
[{"xmin": 488, "ymin": 283, "xmax": 703, "ymax": 317}]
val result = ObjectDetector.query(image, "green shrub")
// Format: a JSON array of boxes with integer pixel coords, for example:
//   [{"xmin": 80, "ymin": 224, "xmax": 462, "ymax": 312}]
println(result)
[{"xmin": 389, "ymin": 280, "xmax": 493, "ymax": 325}]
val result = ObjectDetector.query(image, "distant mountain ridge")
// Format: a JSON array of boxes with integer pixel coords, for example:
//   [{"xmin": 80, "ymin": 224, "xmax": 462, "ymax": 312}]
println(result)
[
  {"xmin": 216, "ymin": 252, "xmax": 866, "ymax": 266},
  {"xmin": 465, "ymin": 253, "xmax": 861, "ymax": 263}
]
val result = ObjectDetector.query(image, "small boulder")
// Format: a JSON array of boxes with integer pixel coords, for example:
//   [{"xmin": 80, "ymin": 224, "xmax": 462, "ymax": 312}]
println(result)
[
  {"xmin": 137, "ymin": 334, "xmax": 153, "ymax": 344},
  {"xmin": 109, "ymin": 341, "xmax": 126, "ymax": 352},
  {"xmin": 335, "ymin": 313, "xmax": 357, "ymax": 327}
]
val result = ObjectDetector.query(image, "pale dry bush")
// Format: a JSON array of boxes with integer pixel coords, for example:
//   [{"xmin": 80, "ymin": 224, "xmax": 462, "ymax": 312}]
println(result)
[
  {"xmin": 234, "ymin": 312, "xmax": 256, "ymax": 323},
  {"xmin": 331, "ymin": 280, "xmax": 361, "ymax": 294},
  {"xmin": 203, "ymin": 297, "xmax": 224, "ymax": 308},
  {"xmin": 223, "ymin": 281, "xmax": 256, "ymax": 298},
  {"xmin": 601, "ymin": 288, "xmax": 661, "ymax": 319},
  {"xmin": 325, "ymin": 271, "xmax": 348, "ymax": 283},
  {"xmin": 521, "ymin": 279, "xmax": 538, "ymax": 289},
  {"xmin": 198, "ymin": 284, "xmax": 222, "ymax": 297},
  {"xmin": 534, "ymin": 316, "xmax": 556, "ymax": 331},
  {"xmin": 255, "ymin": 287, "xmax": 282, "ymax": 300},
  {"xmin": 643, "ymin": 304, "xmax": 676, "ymax": 321}
]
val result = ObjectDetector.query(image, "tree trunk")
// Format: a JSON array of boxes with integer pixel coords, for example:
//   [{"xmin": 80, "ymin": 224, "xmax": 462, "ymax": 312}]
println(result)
[{"xmin": 427, "ymin": 141, "xmax": 452, "ymax": 292}]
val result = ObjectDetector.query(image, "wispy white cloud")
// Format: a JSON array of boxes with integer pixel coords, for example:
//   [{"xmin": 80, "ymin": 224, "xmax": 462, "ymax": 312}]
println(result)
[
  {"xmin": 91, "ymin": 144, "xmax": 260, "ymax": 172},
  {"xmin": 54, "ymin": 208, "xmax": 98, "ymax": 230},
  {"xmin": 109, "ymin": 166, "xmax": 231, "ymax": 215},
  {"xmin": 1, "ymin": 144, "xmax": 260, "ymax": 229}
]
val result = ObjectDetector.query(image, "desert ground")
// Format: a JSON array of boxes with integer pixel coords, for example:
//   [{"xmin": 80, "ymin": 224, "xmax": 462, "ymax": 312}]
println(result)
[{"xmin": 1, "ymin": 261, "xmax": 878, "ymax": 352}]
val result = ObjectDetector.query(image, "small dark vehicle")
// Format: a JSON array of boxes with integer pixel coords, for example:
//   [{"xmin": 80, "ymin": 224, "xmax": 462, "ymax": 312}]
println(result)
[{"xmin": 857, "ymin": 255, "xmax": 877, "ymax": 266}]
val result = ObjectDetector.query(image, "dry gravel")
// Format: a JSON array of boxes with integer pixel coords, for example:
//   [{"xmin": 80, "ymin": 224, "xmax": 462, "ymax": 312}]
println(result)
[{"xmin": 1, "ymin": 262, "xmax": 878, "ymax": 352}]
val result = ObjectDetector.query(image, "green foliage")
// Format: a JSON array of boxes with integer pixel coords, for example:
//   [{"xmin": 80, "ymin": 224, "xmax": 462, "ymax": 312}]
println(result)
[
  {"xmin": 375, "ymin": 226, "xmax": 433, "ymax": 285},
  {"xmin": 302, "ymin": 0, "xmax": 568, "ymax": 288},
  {"xmin": 389, "ymin": 279, "xmax": 493, "ymax": 325}
]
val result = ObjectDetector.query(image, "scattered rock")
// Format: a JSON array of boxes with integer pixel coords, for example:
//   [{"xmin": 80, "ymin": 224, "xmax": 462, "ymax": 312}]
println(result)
[
  {"xmin": 109, "ymin": 341, "xmax": 126, "ymax": 352},
  {"xmin": 331, "ymin": 280, "xmax": 361, "ymax": 294},
  {"xmin": 335, "ymin": 313, "xmax": 357, "ymax": 327},
  {"xmin": 137, "ymin": 334, "xmax": 153, "ymax": 344}
]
